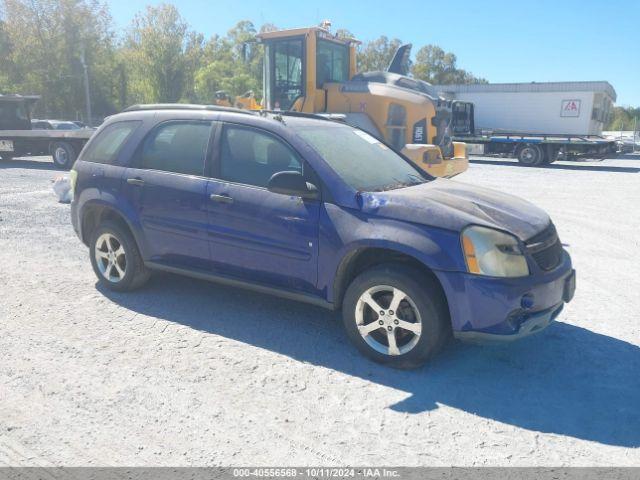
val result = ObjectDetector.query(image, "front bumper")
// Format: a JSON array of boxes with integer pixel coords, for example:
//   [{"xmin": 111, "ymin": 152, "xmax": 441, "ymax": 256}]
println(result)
[
  {"xmin": 454, "ymin": 302, "xmax": 564, "ymax": 343},
  {"xmin": 435, "ymin": 252, "xmax": 575, "ymax": 342}
]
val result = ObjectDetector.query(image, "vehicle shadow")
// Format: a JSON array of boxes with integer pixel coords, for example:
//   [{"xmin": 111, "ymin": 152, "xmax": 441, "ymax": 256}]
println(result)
[
  {"xmin": 0, "ymin": 158, "xmax": 57, "ymax": 171},
  {"xmin": 469, "ymin": 158, "xmax": 640, "ymax": 173},
  {"xmin": 99, "ymin": 272, "xmax": 640, "ymax": 448}
]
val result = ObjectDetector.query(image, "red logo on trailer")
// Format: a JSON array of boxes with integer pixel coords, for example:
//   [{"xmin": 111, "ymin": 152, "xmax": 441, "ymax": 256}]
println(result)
[
  {"xmin": 561, "ymin": 99, "xmax": 581, "ymax": 117},
  {"xmin": 565, "ymin": 101, "xmax": 578, "ymax": 111}
]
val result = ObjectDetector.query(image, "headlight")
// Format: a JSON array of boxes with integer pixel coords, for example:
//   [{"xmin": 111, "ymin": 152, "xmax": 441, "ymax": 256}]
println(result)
[
  {"xmin": 69, "ymin": 168, "xmax": 78, "ymax": 197},
  {"xmin": 461, "ymin": 225, "xmax": 529, "ymax": 277}
]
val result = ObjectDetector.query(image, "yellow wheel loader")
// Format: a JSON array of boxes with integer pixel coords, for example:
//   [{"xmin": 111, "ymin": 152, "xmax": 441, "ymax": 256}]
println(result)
[
  {"xmin": 214, "ymin": 90, "xmax": 262, "ymax": 110},
  {"xmin": 255, "ymin": 26, "xmax": 473, "ymax": 177}
]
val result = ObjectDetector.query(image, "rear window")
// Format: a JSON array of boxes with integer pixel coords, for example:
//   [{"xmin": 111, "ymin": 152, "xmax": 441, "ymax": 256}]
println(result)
[
  {"xmin": 139, "ymin": 121, "xmax": 211, "ymax": 176},
  {"xmin": 83, "ymin": 121, "xmax": 140, "ymax": 165}
]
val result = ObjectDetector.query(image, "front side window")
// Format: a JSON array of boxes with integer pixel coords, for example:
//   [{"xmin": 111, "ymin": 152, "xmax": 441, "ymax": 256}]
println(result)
[
  {"xmin": 219, "ymin": 125, "xmax": 302, "ymax": 188},
  {"xmin": 139, "ymin": 122, "xmax": 211, "ymax": 176},
  {"xmin": 294, "ymin": 123, "xmax": 427, "ymax": 192},
  {"xmin": 83, "ymin": 121, "xmax": 140, "ymax": 165},
  {"xmin": 267, "ymin": 39, "xmax": 304, "ymax": 110},
  {"xmin": 316, "ymin": 39, "xmax": 349, "ymax": 87}
]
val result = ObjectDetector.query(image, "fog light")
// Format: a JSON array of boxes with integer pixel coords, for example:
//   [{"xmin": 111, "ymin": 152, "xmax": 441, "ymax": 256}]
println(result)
[{"xmin": 521, "ymin": 293, "xmax": 535, "ymax": 310}]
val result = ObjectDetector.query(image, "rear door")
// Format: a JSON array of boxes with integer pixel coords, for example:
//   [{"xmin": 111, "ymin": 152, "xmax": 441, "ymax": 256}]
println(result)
[
  {"xmin": 205, "ymin": 123, "xmax": 320, "ymax": 293},
  {"xmin": 122, "ymin": 120, "xmax": 214, "ymax": 270}
]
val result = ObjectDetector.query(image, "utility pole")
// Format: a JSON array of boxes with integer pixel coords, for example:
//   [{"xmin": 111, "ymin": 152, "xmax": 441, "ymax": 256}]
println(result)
[{"xmin": 80, "ymin": 44, "xmax": 92, "ymax": 127}]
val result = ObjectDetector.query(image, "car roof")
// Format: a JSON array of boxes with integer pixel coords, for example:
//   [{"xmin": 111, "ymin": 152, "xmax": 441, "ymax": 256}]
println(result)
[{"xmin": 106, "ymin": 104, "xmax": 347, "ymax": 133}]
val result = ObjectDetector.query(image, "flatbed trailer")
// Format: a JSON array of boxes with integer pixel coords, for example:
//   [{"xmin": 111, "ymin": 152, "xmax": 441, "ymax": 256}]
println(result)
[
  {"xmin": 0, "ymin": 94, "xmax": 94, "ymax": 169},
  {"xmin": 453, "ymin": 131, "xmax": 617, "ymax": 166},
  {"xmin": 0, "ymin": 129, "xmax": 93, "ymax": 169}
]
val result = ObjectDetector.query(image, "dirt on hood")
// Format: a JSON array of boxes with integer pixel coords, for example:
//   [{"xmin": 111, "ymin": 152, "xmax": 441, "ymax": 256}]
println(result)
[{"xmin": 357, "ymin": 178, "xmax": 550, "ymax": 240}]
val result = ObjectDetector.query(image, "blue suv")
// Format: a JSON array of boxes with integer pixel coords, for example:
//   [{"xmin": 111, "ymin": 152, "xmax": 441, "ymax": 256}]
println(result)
[{"xmin": 70, "ymin": 105, "xmax": 575, "ymax": 368}]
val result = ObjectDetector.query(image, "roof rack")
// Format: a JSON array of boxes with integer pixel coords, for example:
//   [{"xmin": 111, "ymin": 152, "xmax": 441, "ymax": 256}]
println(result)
[
  {"xmin": 260, "ymin": 110, "xmax": 347, "ymax": 123},
  {"xmin": 123, "ymin": 103, "xmax": 255, "ymax": 115}
]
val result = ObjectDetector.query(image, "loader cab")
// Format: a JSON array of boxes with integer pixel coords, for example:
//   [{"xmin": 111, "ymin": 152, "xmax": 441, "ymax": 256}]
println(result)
[{"xmin": 258, "ymin": 27, "xmax": 357, "ymax": 112}]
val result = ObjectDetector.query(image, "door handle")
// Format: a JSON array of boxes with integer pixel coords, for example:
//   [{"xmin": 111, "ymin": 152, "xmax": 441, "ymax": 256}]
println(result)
[
  {"xmin": 127, "ymin": 178, "xmax": 145, "ymax": 186},
  {"xmin": 210, "ymin": 193, "xmax": 234, "ymax": 204}
]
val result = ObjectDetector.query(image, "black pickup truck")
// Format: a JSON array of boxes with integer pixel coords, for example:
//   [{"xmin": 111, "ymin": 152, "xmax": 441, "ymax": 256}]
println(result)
[{"xmin": 0, "ymin": 94, "xmax": 93, "ymax": 169}]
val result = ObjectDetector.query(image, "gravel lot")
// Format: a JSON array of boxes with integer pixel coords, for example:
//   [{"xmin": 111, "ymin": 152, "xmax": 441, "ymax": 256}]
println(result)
[{"xmin": 1, "ymin": 154, "xmax": 639, "ymax": 466}]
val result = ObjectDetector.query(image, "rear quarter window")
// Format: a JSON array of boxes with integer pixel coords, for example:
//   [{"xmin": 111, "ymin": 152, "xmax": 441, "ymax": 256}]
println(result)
[{"xmin": 82, "ymin": 121, "xmax": 140, "ymax": 165}]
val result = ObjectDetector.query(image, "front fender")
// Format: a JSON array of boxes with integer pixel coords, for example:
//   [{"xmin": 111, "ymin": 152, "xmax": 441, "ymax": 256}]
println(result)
[{"xmin": 318, "ymin": 203, "xmax": 465, "ymax": 303}]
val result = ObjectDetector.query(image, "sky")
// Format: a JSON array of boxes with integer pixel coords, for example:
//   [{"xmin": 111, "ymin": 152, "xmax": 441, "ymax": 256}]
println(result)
[{"xmin": 108, "ymin": 0, "xmax": 640, "ymax": 106}]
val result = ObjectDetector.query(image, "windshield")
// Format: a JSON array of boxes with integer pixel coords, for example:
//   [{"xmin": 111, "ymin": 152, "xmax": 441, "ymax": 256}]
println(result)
[{"xmin": 294, "ymin": 123, "xmax": 429, "ymax": 191}]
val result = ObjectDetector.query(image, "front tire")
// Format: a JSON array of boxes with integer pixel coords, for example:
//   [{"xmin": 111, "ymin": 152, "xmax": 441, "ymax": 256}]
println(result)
[
  {"xmin": 342, "ymin": 264, "xmax": 450, "ymax": 369},
  {"xmin": 89, "ymin": 221, "xmax": 150, "ymax": 292}
]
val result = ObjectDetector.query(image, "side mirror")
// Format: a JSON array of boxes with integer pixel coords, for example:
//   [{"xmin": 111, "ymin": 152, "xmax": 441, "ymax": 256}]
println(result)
[{"xmin": 267, "ymin": 171, "xmax": 319, "ymax": 199}]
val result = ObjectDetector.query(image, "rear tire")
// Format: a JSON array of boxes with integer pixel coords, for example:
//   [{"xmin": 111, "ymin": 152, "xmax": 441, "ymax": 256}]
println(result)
[
  {"xmin": 51, "ymin": 141, "xmax": 77, "ymax": 169},
  {"xmin": 516, "ymin": 144, "xmax": 543, "ymax": 166},
  {"xmin": 541, "ymin": 145, "xmax": 559, "ymax": 164},
  {"xmin": 89, "ymin": 220, "xmax": 150, "ymax": 292},
  {"xmin": 341, "ymin": 264, "xmax": 450, "ymax": 369}
]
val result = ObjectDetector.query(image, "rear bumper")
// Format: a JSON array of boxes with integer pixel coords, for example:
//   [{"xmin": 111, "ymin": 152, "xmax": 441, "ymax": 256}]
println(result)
[{"xmin": 70, "ymin": 200, "xmax": 82, "ymax": 240}]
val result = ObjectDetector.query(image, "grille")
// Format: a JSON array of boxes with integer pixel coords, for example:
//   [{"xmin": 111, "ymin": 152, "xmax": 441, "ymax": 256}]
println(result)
[{"xmin": 525, "ymin": 223, "xmax": 564, "ymax": 271}]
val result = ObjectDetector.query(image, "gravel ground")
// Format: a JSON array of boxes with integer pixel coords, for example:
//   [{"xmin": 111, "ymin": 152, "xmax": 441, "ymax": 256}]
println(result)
[{"xmin": 1, "ymin": 154, "xmax": 639, "ymax": 466}]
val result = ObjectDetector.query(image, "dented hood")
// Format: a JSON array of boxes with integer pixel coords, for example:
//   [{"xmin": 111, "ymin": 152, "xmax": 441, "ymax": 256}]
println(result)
[{"xmin": 357, "ymin": 179, "xmax": 549, "ymax": 240}]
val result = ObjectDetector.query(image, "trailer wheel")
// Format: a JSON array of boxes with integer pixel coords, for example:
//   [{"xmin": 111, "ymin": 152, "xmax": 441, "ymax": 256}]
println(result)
[
  {"xmin": 516, "ymin": 144, "xmax": 543, "ymax": 166},
  {"xmin": 51, "ymin": 142, "xmax": 77, "ymax": 170}
]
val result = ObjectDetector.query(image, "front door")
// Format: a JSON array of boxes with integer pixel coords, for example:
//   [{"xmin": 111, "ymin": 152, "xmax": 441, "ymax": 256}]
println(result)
[
  {"xmin": 123, "ymin": 120, "xmax": 214, "ymax": 270},
  {"xmin": 205, "ymin": 123, "xmax": 319, "ymax": 293}
]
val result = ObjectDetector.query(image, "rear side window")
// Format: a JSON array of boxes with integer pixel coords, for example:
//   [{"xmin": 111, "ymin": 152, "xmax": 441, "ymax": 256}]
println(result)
[
  {"xmin": 219, "ymin": 125, "xmax": 302, "ymax": 187},
  {"xmin": 140, "ymin": 121, "xmax": 211, "ymax": 176},
  {"xmin": 83, "ymin": 121, "xmax": 140, "ymax": 165}
]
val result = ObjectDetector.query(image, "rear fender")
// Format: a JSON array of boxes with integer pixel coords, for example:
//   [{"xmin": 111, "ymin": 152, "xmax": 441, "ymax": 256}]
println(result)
[{"xmin": 77, "ymin": 192, "xmax": 147, "ymax": 258}]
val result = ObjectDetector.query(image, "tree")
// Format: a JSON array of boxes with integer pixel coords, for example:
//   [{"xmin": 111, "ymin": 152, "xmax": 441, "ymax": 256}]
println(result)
[
  {"xmin": 1, "ymin": 0, "xmax": 117, "ymax": 120},
  {"xmin": 193, "ymin": 21, "xmax": 268, "ymax": 103},
  {"xmin": 357, "ymin": 36, "xmax": 403, "ymax": 72},
  {"xmin": 606, "ymin": 106, "xmax": 640, "ymax": 131},
  {"xmin": 335, "ymin": 28, "xmax": 355, "ymax": 40},
  {"xmin": 121, "ymin": 3, "xmax": 195, "ymax": 103},
  {"xmin": 412, "ymin": 44, "xmax": 486, "ymax": 85}
]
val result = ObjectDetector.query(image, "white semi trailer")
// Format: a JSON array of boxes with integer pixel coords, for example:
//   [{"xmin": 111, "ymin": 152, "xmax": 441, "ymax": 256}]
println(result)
[{"xmin": 436, "ymin": 81, "xmax": 617, "ymax": 165}]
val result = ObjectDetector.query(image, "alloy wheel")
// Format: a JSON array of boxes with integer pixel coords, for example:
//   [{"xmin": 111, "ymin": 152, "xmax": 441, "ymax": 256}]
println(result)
[
  {"xmin": 94, "ymin": 233, "xmax": 127, "ymax": 283},
  {"xmin": 355, "ymin": 285, "xmax": 422, "ymax": 356}
]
